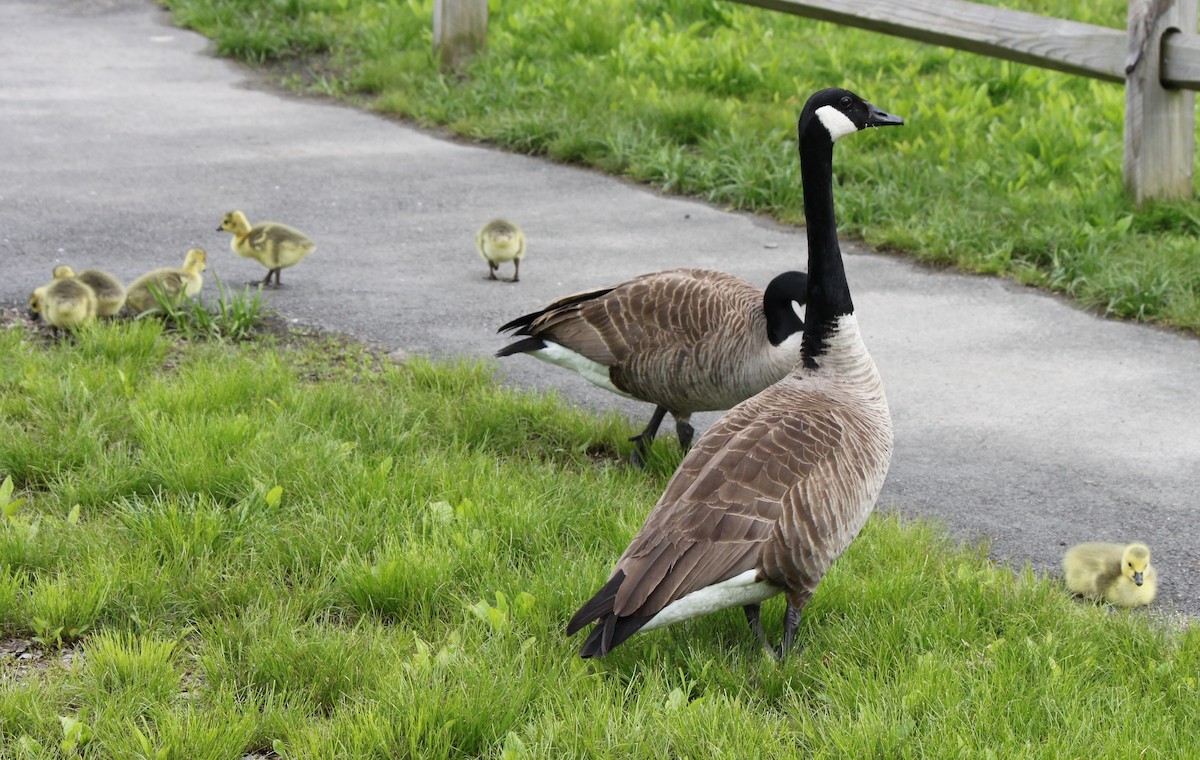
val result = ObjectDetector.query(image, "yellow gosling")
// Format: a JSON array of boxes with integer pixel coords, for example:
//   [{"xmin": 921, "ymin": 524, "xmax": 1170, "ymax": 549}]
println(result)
[
  {"xmin": 52, "ymin": 266, "xmax": 126, "ymax": 317},
  {"xmin": 219, "ymin": 210, "xmax": 315, "ymax": 288},
  {"xmin": 476, "ymin": 219, "xmax": 526, "ymax": 282},
  {"xmin": 125, "ymin": 248, "xmax": 207, "ymax": 314},
  {"xmin": 28, "ymin": 277, "xmax": 98, "ymax": 332},
  {"xmin": 1063, "ymin": 541, "xmax": 1157, "ymax": 608}
]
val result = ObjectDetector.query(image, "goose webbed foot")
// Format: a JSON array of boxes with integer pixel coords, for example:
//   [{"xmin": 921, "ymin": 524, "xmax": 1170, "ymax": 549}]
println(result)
[{"xmin": 628, "ymin": 405, "xmax": 669, "ymax": 468}]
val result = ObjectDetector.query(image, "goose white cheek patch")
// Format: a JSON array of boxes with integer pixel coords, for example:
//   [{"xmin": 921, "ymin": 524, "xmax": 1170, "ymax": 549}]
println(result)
[
  {"xmin": 815, "ymin": 105, "xmax": 859, "ymax": 142},
  {"xmin": 792, "ymin": 300, "xmax": 804, "ymax": 321}
]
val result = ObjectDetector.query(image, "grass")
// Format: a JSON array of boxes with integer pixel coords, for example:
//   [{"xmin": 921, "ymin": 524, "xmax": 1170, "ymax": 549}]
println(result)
[
  {"xmin": 1, "ymin": 320, "xmax": 1198, "ymax": 757},
  {"xmin": 145, "ymin": 275, "xmax": 272, "ymax": 343},
  {"xmin": 154, "ymin": 0, "xmax": 1200, "ymax": 333}
]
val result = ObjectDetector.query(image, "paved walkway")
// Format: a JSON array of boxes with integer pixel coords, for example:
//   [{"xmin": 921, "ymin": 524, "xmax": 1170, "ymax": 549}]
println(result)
[{"xmin": 3, "ymin": 0, "xmax": 1198, "ymax": 614}]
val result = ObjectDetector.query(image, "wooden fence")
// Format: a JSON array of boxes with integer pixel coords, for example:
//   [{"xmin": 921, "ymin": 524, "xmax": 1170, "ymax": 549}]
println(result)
[{"xmin": 433, "ymin": 0, "xmax": 1200, "ymax": 205}]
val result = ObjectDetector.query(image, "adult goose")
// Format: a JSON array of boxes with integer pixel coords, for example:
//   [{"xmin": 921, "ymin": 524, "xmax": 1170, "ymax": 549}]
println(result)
[
  {"xmin": 566, "ymin": 88, "xmax": 901, "ymax": 659},
  {"xmin": 496, "ymin": 268, "xmax": 809, "ymax": 465}
]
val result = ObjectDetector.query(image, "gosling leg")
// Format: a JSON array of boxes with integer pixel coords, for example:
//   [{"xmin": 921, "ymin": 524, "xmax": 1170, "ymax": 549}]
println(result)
[
  {"xmin": 510, "ymin": 259, "xmax": 520, "ymax": 283},
  {"xmin": 629, "ymin": 405, "xmax": 669, "ymax": 468},
  {"xmin": 487, "ymin": 262, "xmax": 499, "ymax": 281}
]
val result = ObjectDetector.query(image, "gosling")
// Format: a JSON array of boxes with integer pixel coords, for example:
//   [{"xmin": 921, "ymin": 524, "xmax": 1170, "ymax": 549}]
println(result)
[
  {"xmin": 28, "ymin": 277, "xmax": 98, "ymax": 333},
  {"xmin": 125, "ymin": 248, "xmax": 207, "ymax": 314},
  {"xmin": 476, "ymin": 219, "xmax": 525, "ymax": 282},
  {"xmin": 219, "ymin": 210, "xmax": 315, "ymax": 288},
  {"xmin": 52, "ymin": 266, "xmax": 126, "ymax": 317},
  {"xmin": 1063, "ymin": 542, "xmax": 1157, "ymax": 607}
]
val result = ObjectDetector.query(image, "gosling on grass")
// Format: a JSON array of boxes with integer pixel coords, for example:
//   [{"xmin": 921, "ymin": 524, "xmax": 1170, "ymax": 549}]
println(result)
[
  {"xmin": 28, "ymin": 277, "xmax": 98, "ymax": 333},
  {"xmin": 52, "ymin": 266, "xmax": 126, "ymax": 317},
  {"xmin": 1063, "ymin": 542, "xmax": 1157, "ymax": 607},
  {"xmin": 125, "ymin": 248, "xmax": 207, "ymax": 314},
  {"xmin": 219, "ymin": 210, "xmax": 315, "ymax": 288},
  {"xmin": 476, "ymin": 219, "xmax": 525, "ymax": 282}
]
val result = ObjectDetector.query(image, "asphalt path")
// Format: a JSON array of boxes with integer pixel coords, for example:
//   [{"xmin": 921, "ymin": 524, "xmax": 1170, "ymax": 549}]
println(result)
[{"xmin": 3, "ymin": 0, "xmax": 1198, "ymax": 615}]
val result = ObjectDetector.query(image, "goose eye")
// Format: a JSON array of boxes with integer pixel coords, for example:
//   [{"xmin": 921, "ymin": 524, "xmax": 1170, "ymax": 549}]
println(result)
[{"xmin": 840, "ymin": 96, "xmax": 852, "ymax": 109}]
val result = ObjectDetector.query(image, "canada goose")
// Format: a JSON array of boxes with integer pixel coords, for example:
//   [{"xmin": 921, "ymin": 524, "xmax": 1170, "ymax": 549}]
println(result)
[
  {"xmin": 28, "ymin": 277, "xmax": 98, "ymax": 332},
  {"xmin": 1063, "ymin": 542, "xmax": 1157, "ymax": 607},
  {"xmin": 566, "ymin": 88, "xmax": 902, "ymax": 659},
  {"xmin": 218, "ymin": 210, "xmax": 315, "ymax": 288},
  {"xmin": 477, "ymin": 219, "xmax": 525, "ymax": 282},
  {"xmin": 497, "ymin": 268, "xmax": 809, "ymax": 465},
  {"xmin": 125, "ymin": 248, "xmax": 207, "ymax": 314},
  {"xmin": 52, "ymin": 266, "xmax": 126, "ymax": 317}
]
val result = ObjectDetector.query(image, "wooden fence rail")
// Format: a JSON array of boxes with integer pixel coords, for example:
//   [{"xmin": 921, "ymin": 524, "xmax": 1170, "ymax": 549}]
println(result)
[{"xmin": 433, "ymin": 0, "xmax": 1200, "ymax": 205}]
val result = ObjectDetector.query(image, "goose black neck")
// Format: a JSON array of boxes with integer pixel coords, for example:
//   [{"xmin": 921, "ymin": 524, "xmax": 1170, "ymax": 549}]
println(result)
[{"xmin": 800, "ymin": 128, "xmax": 853, "ymax": 367}]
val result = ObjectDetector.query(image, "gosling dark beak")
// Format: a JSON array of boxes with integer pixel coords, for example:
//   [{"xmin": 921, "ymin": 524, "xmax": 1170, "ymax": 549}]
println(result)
[
  {"xmin": 216, "ymin": 226, "xmax": 223, "ymax": 231},
  {"xmin": 865, "ymin": 102, "xmax": 904, "ymax": 128},
  {"xmin": 1134, "ymin": 572, "xmax": 1144, "ymax": 586},
  {"xmin": 27, "ymin": 309, "xmax": 40, "ymax": 322}
]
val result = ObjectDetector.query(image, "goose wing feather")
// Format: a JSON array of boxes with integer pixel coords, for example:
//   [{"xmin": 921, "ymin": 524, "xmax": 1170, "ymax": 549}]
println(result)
[
  {"xmin": 502, "ymin": 268, "xmax": 761, "ymax": 371},
  {"xmin": 606, "ymin": 382, "xmax": 855, "ymax": 619}
]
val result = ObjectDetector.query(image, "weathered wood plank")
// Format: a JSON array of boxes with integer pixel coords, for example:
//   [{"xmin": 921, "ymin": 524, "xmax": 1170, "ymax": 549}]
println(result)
[
  {"xmin": 734, "ymin": 0, "xmax": 1129, "ymax": 82},
  {"xmin": 1124, "ymin": 0, "xmax": 1197, "ymax": 204},
  {"xmin": 433, "ymin": 0, "xmax": 487, "ymax": 73},
  {"xmin": 1163, "ymin": 33, "xmax": 1200, "ymax": 89}
]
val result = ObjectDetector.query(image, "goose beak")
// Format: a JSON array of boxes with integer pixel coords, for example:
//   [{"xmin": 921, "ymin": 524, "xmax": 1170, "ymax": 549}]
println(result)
[
  {"xmin": 865, "ymin": 103, "xmax": 904, "ymax": 128},
  {"xmin": 1133, "ymin": 572, "xmax": 1144, "ymax": 586}
]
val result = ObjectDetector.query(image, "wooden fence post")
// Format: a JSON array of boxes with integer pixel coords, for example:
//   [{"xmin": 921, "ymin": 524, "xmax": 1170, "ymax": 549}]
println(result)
[
  {"xmin": 433, "ymin": 0, "xmax": 488, "ymax": 73},
  {"xmin": 1124, "ymin": 0, "xmax": 1198, "ymax": 205}
]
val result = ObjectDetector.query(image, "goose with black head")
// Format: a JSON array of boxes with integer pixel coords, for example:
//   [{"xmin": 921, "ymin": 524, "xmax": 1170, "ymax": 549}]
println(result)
[
  {"xmin": 497, "ymin": 267, "xmax": 809, "ymax": 465},
  {"xmin": 566, "ymin": 88, "xmax": 901, "ymax": 659}
]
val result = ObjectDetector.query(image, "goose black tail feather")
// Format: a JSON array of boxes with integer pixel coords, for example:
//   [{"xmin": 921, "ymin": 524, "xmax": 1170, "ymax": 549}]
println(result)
[
  {"xmin": 497, "ymin": 287, "xmax": 618, "ymax": 334},
  {"xmin": 495, "ymin": 336, "xmax": 546, "ymax": 358},
  {"xmin": 567, "ymin": 570, "xmax": 654, "ymax": 658},
  {"xmin": 579, "ymin": 613, "xmax": 655, "ymax": 658}
]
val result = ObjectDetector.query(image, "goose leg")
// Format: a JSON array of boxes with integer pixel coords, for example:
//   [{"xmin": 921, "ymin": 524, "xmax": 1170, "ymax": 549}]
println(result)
[
  {"xmin": 511, "ymin": 259, "xmax": 520, "ymax": 283},
  {"xmin": 744, "ymin": 604, "xmax": 772, "ymax": 653},
  {"xmin": 674, "ymin": 414, "xmax": 695, "ymax": 451},
  {"xmin": 629, "ymin": 405, "xmax": 669, "ymax": 467},
  {"xmin": 775, "ymin": 603, "xmax": 804, "ymax": 661}
]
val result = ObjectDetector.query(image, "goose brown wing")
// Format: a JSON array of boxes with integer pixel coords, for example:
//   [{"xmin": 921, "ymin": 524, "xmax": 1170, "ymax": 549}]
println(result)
[
  {"xmin": 504, "ymin": 268, "xmax": 759, "ymax": 370},
  {"xmin": 609, "ymin": 386, "xmax": 849, "ymax": 618}
]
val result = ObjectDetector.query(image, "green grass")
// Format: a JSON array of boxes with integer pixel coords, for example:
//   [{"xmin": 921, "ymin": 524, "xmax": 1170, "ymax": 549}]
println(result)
[
  {"xmin": 146, "ymin": 275, "xmax": 272, "ymax": 343},
  {"xmin": 156, "ymin": 0, "xmax": 1200, "ymax": 333},
  {"xmin": 2, "ymin": 321, "xmax": 1198, "ymax": 757}
]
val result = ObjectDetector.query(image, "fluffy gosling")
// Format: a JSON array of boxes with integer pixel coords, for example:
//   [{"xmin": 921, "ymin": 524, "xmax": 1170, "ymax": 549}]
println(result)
[
  {"xmin": 219, "ymin": 210, "xmax": 315, "ymax": 288},
  {"xmin": 1063, "ymin": 541, "xmax": 1157, "ymax": 607},
  {"xmin": 476, "ymin": 219, "xmax": 525, "ymax": 282},
  {"xmin": 125, "ymin": 248, "xmax": 207, "ymax": 314},
  {"xmin": 52, "ymin": 266, "xmax": 126, "ymax": 317},
  {"xmin": 28, "ymin": 277, "xmax": 98, "ymax": 333}
]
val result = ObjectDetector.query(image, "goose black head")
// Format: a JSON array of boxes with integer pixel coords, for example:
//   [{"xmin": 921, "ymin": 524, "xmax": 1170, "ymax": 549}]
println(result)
[
  {"xmin": 799, "ymin": 88, "xmax": 904, "ymax": 144},
  {"xmin": 763, "ymin": 270, "xmax": 808, "ymax": 346}
]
